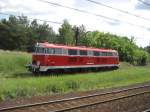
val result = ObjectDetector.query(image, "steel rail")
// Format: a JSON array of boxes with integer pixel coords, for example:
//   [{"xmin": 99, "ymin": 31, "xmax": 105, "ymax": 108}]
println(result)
[
  {"xmin": 52, "ymin": 90, "xmax": 150, "ymax": 112},
  {"xmin": 0, "ymin": 84, "xmax": 150, "ymax": 111},
  {"xmin": 142, "ymin": 108, "xmax": 150, "ymax": 112}
]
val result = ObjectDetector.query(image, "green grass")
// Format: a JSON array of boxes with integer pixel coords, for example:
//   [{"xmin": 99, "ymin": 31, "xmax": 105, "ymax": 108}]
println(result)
[
  {"xmin": 0, "ymin": 50, "xmax": 150, "ymax": 101},
  {"xmin": 0, "ymin": 50, "xmax": 31, "ymax": 78},
  {"xmin": 1, "ymin": 66, "xmax": 150, "ymax": 101}
]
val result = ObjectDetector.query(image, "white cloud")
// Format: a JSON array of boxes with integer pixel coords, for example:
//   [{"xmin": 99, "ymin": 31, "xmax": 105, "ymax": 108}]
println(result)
[{"xmin": 0, "ymin": 0, "xmax": 150, "ymax": 47}]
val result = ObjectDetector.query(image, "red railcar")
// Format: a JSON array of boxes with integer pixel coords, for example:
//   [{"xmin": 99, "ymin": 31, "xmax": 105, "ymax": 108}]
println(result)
[{"xmin": 27, "ymin": 42, "xmax": 119, "ymax": 73}]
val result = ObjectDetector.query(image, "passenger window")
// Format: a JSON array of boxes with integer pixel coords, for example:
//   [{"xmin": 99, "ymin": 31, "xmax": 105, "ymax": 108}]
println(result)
[
  {"xmin": 68, "ymin": 49, "xmax": 77, "ymax": 55},
  {"xmin": 93, "ymin": 51, "xmax": 100, "ymax": 56},
  {"xmin": 54, "ymin": 48, "xmax": 62, "ymax": 54},
  {"xmin": 79, "ymin": 50, "xmax": 87, "ymax": 56}
]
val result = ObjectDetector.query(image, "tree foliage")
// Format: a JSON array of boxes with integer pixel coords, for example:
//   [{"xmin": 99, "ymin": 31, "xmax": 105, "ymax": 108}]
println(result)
[
  {"xmin": 0, "ymin": 16, "xmax": 149, "ymax": 65},
  {"xmin": 58, "ymin": 20, "xmax": 75, "ymax": 45},
  {"xmin": 80, "ymin": 31, "xmax": 149, "ymax": 65},
  {"xmin": 0, "ymin": 16, "xmax": 56, "ymax": 51}
]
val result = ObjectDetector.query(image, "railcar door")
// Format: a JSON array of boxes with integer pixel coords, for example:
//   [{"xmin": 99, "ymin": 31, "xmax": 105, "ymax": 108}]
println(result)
[
  {"xmin": 87, "ymin": 50, "xmax": 94, "ymax": 65},
  {"xmin": 68, "ymin": 49, "xmax": 78, "ymax": 66}
]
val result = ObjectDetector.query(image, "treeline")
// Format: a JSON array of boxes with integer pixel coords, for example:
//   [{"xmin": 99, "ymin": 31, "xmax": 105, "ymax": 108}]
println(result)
[{"xmin": 0, "ymin": 15, "xmax": 150, "ymax": 65}]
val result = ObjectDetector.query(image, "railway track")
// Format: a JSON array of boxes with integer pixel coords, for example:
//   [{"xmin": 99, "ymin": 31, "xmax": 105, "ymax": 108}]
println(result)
[
  {"xmin": 0, "ymin": 85, "xmax": 150, "ymax": 112},
  {"xmin": 142, "ymin": 109, "xmax": 150, "ymax": 112}
]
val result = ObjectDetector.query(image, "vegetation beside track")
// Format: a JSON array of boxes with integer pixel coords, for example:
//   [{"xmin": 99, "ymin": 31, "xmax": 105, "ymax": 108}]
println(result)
[
  {"xmin": 0, "ymin": 50, "xmax": 150, "ymax": 101},
  {"xmin": 0, "ymin": 50, "xmax": 31, "ymax": 78},
  {"xmin": 1, "ymin": 15, "xmax": 150, "ymax": 102}
]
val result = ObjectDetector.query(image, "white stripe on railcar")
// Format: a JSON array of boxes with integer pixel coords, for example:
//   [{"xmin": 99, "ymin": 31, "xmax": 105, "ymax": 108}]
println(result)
[{"xmin": 39, "ymin": 64, "xmax": 119, "ymax": 72}]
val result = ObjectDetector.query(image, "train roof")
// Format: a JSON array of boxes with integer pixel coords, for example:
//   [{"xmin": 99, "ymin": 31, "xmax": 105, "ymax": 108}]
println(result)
[{"xmin": 36, "ymin": 42, "xmax": 117, "ymax": 52}]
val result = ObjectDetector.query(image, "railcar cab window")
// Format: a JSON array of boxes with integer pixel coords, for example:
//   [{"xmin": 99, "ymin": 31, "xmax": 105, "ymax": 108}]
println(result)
[
  {"xmin": 68, "ymin": 49, "xmax": 77, "ymax": 55},
  {"xmin": 79, "ymin": 50, "xmax": 87, "ymax": 56},
  {"xmin": 113, "ymin": 52, "xmax": 118, "ymax": 56},
  {"xmin": 35, "ymin": 47, "xmax": 45, "ymax": 53},
  {"xmin": 34, "ymin": 47, "xmax": 38, "ymax": 53},
  {"xmin": 37, "ymin": 48, "xmax": 64, "ymax": 55}
]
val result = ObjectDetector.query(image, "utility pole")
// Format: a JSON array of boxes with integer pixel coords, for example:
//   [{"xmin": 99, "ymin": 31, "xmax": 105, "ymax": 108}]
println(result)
[{"xmin": 75, "ymin": 27, "xmax": 80, "ymax": 46}]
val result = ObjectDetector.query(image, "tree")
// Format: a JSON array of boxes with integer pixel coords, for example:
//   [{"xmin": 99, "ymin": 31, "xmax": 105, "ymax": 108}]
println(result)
[
  {"xmin": 0, "ymin": 15, "xmax": 29, "ymax": 50},
  {"xmin": 0, "ymin": 16, "xmax": 56, "ymax": 51},
  {"xmin": 144, "ymin": 43, "xmax": 150, "ymax": 53},
  {"xmin": 27, "ymin": 20, "xmax": 56, "ymax": 51},
  {"xmin": 58, "ymin": 20, "xmax": 75, "ymax": 45},
  {"xmin": 72, "ymin": 25, "xmax": 86, "ymax": 46}
]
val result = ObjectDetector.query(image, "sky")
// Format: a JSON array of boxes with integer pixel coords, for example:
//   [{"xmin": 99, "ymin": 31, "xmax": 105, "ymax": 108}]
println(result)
[{"xmin": 0, "ymin": 0, "xmax": 150, "ymax": 47}]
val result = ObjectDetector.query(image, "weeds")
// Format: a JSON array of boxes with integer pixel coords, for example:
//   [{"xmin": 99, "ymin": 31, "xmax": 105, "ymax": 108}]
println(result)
[{"xmin": 0, "ymin": 50, "xmax": 150, "ymax": 101}]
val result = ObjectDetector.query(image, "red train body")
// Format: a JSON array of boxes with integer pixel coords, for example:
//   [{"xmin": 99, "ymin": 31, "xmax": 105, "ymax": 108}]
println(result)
[{"xmin": 27, "ymin": 42, "xmax": 119, "ymax": 73}]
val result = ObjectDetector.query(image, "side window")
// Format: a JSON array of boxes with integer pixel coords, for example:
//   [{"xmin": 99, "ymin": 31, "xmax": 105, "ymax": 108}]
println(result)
[
  {"xmin": 87, "ymin": 51, "xmax": 93, "ymax": 56},
  {"xmin": 101, "ymin": 52, "xmax": 107, "ymax": 56},
  {"xmin": 47, "ymin": 48, "xmax": 54, "ymax": 54},
  {"xmin": 62, "ymin": 49, "xmax": 68, "ymax": 55},
  {"xmin": 93, "ymin": 51, "xmax": 100, "ymax": 56},
  {"xmin": 113, "ymin": 52, "xmax": 118, "ymax": 56},
  {"xmin": 99, "ymin": 52, "xmax": 102, "ymax": 56},
  {"xmin": 44, "ymin": 48, "xmax": 47, "ymax": 53},
  {"xmin": 116, "ymin": 52, "xmax": 118, "ymax": 56},
  {"xmin": 107, "ymin": 52, "xmax": 113, "ymax": 56},
  {"xmin": 68, "ymin": 49, "xmax": 77, "ymax": 55},
  {"xmin": 79, "ymin": 50, "xmax": 87, "ymax": 56},
  {"xmin": 54, "ymin": 48, "xmax": 62, "ymax": 54}
]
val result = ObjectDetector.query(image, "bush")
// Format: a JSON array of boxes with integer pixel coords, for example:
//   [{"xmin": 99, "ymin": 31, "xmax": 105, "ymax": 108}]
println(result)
[{"xmin": 133, "ymin": 50, "xmax": 149, "ymax": 65}]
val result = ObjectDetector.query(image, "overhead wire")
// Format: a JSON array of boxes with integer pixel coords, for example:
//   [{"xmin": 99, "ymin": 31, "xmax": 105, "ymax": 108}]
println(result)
[
  {"xmin": 85, "ymin": 0, "xmax": 150, "ymax": 22},
  {"xmin": 0, "ymin": 12, "xmax": 62, "ymax": 24},
  {"xmin": 138, "ymin": 0, "xmax": 150, "ymax": 7},
  {"xmin": 0, "ymin": 12, "xmax": 96, "ymax": 31},
  {"xmin": 1, "ymin": 0, "xmax": 150, "ymax": 30},
  {"xmin": 37, "ymin": 0, "xmax": 150, "ymax": 30}
]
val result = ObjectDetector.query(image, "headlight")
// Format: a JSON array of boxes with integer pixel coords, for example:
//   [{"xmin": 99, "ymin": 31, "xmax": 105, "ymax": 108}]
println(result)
[{"xmin": 37, "ymin": 61, "xmax": 40, "ymax": 66}]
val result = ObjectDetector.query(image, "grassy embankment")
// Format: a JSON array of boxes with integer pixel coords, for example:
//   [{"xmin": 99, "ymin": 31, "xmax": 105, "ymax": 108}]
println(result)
[
  {"xmin": 0, "ymin": 50, "xmax": 150, "ymax": 101},
  {"xmin": 0, "ymin": 50, "xmax": 31, "ymax": 78}
]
